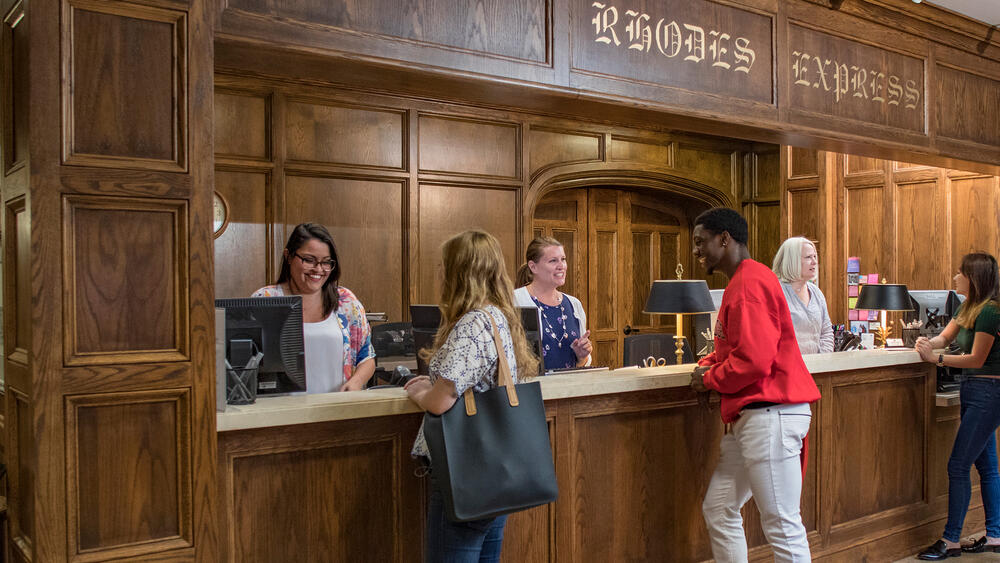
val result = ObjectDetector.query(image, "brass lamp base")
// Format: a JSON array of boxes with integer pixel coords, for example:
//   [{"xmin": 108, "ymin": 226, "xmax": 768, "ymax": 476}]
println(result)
[{"xmin": 674, "ymin": 335, "xmax": 686, "ymax": 365}]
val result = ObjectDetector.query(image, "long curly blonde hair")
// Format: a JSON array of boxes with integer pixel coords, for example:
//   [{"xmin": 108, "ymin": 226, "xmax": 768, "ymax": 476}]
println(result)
[{"xmin": 422, "ymin": 230, "xmax": 539, "ymax": 380}]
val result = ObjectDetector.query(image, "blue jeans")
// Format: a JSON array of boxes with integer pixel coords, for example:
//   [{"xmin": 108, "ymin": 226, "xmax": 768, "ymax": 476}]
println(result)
[
  {"xmin": 426, "ymin": 486, "xmax": 507, "ymax": 563},
  {"xmin": 944, "ymin": 377, "xmax": 1000, "ymax": 542}
]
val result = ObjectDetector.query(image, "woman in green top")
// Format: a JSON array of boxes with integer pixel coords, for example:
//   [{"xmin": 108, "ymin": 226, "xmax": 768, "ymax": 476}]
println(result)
[{"xmin": 915, "ymin": 252, "xmax": 1000, "ymax": 560}]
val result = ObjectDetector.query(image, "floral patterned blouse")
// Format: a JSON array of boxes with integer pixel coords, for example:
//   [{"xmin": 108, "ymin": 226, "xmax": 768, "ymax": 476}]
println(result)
[
  {"xmin": 251, "ymin": 284, "xmax": 375, "ymax": 380},
  {"xmin": 411, "ymin": 306, "xmax": 518, "ymax": 459}
]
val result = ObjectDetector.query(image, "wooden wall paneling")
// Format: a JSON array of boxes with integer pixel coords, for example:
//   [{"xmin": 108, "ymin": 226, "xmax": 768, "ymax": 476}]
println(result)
[
  {"xmin": 950, "ymin": 175, "xmax": 1000, "ymax": 271},
  {"xmin": 284, "ymin": 175, "xmax": 406, "ymax": 322},
  {"xmin": 674, "ymin": 144, "xmax": 736, "ymax": 199},
  {"xmin": 406, "ymin": 108, "xmax": 420, "ymax": 313},
  {"xmin": 418, "ymin": 114, "xmax": 520, "ymax": 180},
  {"xmin": 7, "ymin": 389, "xmax": 31, "ymax": 560},
  {"xmin": 531, "ymin": 188, "xmax": 588, "ymax": 307},
  {"xmin": 845, "ymin": 155, "xmax": 885, "ymax": 177},
  {"xmin": 211, "ymin": 0, "xmax": 1000, "ymax": 169},
  {"xmin": 214, "ymin": 169, "xmax": 269, "ymax": 299},
  {"xmin": 2, "ymin": 0, "xmax": 26, "ymax": 175},
  {"xmin": 569, "ymin": 394, "xmax": 722, "ymax": 562},
  {"xmin": 65, "ymin": 389, "xmax": 192, "ymax": 560},
  {"xmin": 934, "ymin": 65, "xmax": 1000, "ymax": 148},
  {"xmin": 62, "ymin": 195, "xmax": 189, "ymax": 366},
  {"xmin": 609, "ymin": 136, "xmax": 673, "ymax": 168},
  {"xmin": 501, "ymin": 417, "xmax": 557, "ymax": 562},
  {"xmin": 894, "ymin": 179, "xmax": 945, "ymax": 290},
  {"xmin": 61, "ymin": 0, "xmax": 187, "ymax": 171},
  {"xmin": 755, "ymin": 148, "xmax": 781, "ymax": 200},
  {"xmin": 628, "ymin": 192, "xmax": 685, "ymax": 332},
  {"xmin": 4, "ymin": 195, "xmax": 27, "ymax": 365},
  {"xmin": 826, "ymin": 370, "xmax": 926, "ymax": 535},
  {"xmin": 587, "ymin": 189, "xmax": 621, "ymax": 368},
  {"xmin": 788, "ymin": 146, "xmax": 819, "ymax": 179},
  {"xmin": 231, "ymin": 439, "xmax": 397, "ymax": 561},
  {"xmin": 285, "ymin": 98, "xmax": 406, "ymax": 170},
  {"xmin": 416, "ymin": 183, "xmax": 519, "ymax": 304},
  {"xmin": 214, "ymin": 90, "xmax": 270, "ymax": 161},
  {"xmin": 787, "ymin": 188, "xmax": 820, "ymax": 242},
  {"xmin": 528, "ymin": 127, "xmax": 602, "ymax": 176},
  {"xmin": 745, "ymin": 201, "xmax": 781, "ymax": 266},
  {"xmin": 185, "ymin": 1, "xmax": 222, "ymax": 555},
  {"xmin": 224, "ymin": 0, "xmax": 550, "ymax": 64},
  {"xmin": 218, "ymin": 414, "xmax": 426, "ymax": 563},
  {"xmin": 844, "ymin": 183, "xmax": 887, "ymax": 282}
]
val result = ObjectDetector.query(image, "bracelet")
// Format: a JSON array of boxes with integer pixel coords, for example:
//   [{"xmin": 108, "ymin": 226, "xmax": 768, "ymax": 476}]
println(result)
[{"xmin": 937, "ymin": 354, "xmax": 945, "ymax": 367}]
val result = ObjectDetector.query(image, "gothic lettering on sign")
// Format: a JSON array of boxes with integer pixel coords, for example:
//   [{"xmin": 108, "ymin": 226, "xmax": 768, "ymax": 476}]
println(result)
[
  {"xmin": 591, "ymin": 2, "xmax": 757, "ymax": 74},
  {"xmin": 791, "ymin": 50, "xmax": 921, "ymax": 110}
]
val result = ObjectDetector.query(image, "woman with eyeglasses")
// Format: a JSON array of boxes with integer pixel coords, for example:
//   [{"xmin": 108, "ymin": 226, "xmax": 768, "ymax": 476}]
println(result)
[{"xmin": 252, "ymin": 223, "xmax": 375, "ymax": 392}]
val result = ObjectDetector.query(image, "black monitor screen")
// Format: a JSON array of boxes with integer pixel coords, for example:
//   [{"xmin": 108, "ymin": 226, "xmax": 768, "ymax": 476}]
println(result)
[
  {"xmin": 216, "ymin": 296, "xmax": 306, "ymax": 394},
  {"xmin": 409, "ymin": 305, "xmax": 544, "ymax": 377},
  {"xmin": 906, "ymin": 290, "xmax": 964, "ymax": 334}
]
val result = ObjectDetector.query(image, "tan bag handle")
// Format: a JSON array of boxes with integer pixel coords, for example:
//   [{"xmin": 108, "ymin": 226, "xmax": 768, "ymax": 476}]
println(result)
[{"xmin": 463, "ymin": 312, "xmax": 518, "ymax": 416}]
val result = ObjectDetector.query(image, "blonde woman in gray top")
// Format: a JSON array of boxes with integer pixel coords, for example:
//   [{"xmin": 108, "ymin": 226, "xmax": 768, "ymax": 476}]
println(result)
[{"xmin": 773, "ymin": 237, "xmax": 834, "ymax": 354}]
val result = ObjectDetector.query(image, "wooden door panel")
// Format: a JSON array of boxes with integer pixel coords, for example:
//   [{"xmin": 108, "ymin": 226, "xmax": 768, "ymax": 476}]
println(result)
[{"xmin": 532, "ymin": 188, "xmax": 695, "ymax": 369}]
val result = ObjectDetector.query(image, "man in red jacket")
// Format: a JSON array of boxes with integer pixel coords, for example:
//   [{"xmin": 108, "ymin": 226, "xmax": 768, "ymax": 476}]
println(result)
[{"xmin": 690, "ymin": 207, "xmax": 821, "ymax": 563}]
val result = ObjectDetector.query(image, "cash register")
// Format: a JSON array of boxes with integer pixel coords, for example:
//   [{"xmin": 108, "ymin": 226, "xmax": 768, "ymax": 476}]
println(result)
[{"xmin": 906, "ymin": 290, "xmax": 964, "ymax": 391}]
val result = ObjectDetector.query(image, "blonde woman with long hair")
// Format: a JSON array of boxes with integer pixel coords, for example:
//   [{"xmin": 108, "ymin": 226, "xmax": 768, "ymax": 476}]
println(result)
[
  {"xmin": 916, "ymin": 253, "xmax": 1000, "ymax": 560},
  {"xmin": 405, "ymin": 229, "xmax": 539, "ymax": 562}
]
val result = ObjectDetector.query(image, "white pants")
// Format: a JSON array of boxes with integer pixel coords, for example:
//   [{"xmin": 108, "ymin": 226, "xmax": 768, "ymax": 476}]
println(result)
[{"xmin": 702, "ymin": 402, "xmax": 812, "ymax": 563}]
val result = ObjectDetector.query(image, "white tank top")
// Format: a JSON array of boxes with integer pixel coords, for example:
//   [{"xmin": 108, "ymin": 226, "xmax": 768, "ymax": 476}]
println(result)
[{"xmin": 303, "ymin": 312, "xmax": 345, "ymax": 393}]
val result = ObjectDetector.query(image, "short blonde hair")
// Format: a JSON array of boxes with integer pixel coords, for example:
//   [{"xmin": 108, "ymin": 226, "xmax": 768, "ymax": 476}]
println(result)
[{"xmin": 772, "ymin": 237, "xmax": 817, "ymax": 283}]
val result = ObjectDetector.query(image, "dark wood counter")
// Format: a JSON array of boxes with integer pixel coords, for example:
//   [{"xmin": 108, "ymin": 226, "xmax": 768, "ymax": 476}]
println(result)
[{"xmin": 217, "ymin": 352, "xmax": 979, "ymax": 562}]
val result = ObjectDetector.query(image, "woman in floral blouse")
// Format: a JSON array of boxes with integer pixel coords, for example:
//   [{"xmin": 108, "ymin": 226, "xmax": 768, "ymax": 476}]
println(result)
[
  {"xmin": 253, "ymin": 223, "xmax": 375, "ymax": 393},
  {"xmin": 405, "ymin": 229, "xmax": 539, "ymax": 562}
]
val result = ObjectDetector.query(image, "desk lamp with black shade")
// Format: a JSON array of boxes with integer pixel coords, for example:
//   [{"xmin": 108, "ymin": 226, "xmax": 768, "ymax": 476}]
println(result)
[
  {"xmin": 642, "ymin": 265, "xmax": 717, "ymax": 364},
  {"xmin": 855, "ymin": 281, "xmax": 914, "ymax": 348}
]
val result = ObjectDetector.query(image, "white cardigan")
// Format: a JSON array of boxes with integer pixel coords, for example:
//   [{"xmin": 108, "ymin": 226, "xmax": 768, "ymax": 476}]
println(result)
[{"xmin": 514, "ymin": 286, "xmax": 591, "ymax": 366}]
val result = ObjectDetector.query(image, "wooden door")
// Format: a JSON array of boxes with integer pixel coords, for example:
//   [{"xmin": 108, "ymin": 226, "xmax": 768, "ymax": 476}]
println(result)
[
  {"xmin": 533, "ymin": 188, "xmax": 692, "ymax": 369},
  {"xmin": 625, "ymin": 192, "xmax": 690, "ymax": 352}
]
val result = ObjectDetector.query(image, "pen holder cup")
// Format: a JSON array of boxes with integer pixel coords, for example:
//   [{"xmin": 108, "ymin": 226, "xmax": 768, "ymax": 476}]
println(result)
[
  {"xmin": 902, "ymin": 328, "xmax": 920, "ymax": 348},
  {"xmin": 226, "ymin": 362, "xmax": 259, "ymax": 405}
]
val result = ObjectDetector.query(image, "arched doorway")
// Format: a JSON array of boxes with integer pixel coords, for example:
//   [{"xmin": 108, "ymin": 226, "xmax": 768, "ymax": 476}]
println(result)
[{"xmin": 531, "ymin": 185, "xmax": 718, "ymax": 368}]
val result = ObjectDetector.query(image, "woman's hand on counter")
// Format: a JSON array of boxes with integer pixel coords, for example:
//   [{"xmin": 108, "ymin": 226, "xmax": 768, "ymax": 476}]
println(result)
[{"xmin": 915, "ymin": 337, "xmax": 935, "ymax": 363}]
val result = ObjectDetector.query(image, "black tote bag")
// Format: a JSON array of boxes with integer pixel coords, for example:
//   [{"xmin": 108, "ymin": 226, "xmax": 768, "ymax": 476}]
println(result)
[{"xmin": 422, "ymin": 313, "xmax": 558, "ymax": 522}]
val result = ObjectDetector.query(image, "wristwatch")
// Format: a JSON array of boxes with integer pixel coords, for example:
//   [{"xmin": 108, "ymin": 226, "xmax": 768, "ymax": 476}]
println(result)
[{"xmin": 937, "ymin": 354, "xmax": 945, "ymax": 367}]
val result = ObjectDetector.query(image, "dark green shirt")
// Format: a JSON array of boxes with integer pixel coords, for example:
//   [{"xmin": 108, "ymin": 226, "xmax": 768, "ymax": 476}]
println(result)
[{"xmin": 953, "ymin": 302, "xmax": 1000, "ymax": 376}]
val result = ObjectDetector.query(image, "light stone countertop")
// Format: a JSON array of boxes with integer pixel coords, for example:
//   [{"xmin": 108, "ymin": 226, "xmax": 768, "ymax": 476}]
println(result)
[{"xmin": 216, "ymin": 349, "xmax": 925, "ymax": 432}]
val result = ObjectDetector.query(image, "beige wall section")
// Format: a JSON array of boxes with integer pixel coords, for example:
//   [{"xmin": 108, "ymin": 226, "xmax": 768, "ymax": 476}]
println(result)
[
  {"xmin": 780, "ymin": 146, "xmax": 1000, "ymax": 325},
  {"xmin": 213, "ymin": 74, "xmax": 783, "ymax": 321}
]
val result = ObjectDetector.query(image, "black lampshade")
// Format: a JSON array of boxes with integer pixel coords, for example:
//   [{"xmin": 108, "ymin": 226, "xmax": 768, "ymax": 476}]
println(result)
[
  {"xmin": 643, "ymin": 280, "xmax": 716, "ymax": 315},
  {"xmin": 855, "ymin": 283, "xmax": 914, "ymax": 311}
]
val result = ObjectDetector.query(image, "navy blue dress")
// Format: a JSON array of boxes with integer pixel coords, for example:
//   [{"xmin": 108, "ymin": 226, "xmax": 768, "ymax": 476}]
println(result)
[{"xmin": 530, "ymin": 295, "xmax": 581, "ymax": 370}]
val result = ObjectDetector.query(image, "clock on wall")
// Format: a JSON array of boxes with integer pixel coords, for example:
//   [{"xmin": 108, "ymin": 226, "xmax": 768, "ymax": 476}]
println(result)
[{"xmin": 213, "ymin": 191, "xmax": 229, "ymax": 239}]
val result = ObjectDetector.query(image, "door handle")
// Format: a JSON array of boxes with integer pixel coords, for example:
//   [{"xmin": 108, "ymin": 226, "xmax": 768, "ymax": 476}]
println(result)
[{"xmin": 623, "ymin": 325, "xmax": 640, "ymax": 335}]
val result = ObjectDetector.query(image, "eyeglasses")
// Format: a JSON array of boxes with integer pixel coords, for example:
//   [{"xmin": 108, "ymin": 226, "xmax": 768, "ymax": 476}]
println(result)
[{"xmin": 293, "ymin": 253, "xmax": 336, "ymax": 272}]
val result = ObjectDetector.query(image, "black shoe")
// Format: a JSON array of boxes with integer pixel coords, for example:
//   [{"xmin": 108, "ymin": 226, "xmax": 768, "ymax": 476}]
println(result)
[
  {"xmin": 918, "ymin": 540, "xmax": 961, "ymax": 560},
  {"xmin": 962, "ymin": 536, "xmax": 1000, "ymax": 553}
]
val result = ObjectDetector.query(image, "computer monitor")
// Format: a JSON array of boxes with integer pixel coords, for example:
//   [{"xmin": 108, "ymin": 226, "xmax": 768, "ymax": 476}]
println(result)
[
  {"xmin": 409, "ymin": 305, "xmax": 544, "ymax": 377},
  {"xmin": 905, "ymin": 290, "xmax": 964, "ymax": 335},
  {"xmin": 215, "ymin": 296, "xmax": 306, "ymax": 394}
]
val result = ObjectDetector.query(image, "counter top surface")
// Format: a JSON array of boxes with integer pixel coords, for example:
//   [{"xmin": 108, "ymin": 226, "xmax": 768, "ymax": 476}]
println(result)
[{"xmin": 217, "ymin": 349, "xmax": 925, "ymax": 432}]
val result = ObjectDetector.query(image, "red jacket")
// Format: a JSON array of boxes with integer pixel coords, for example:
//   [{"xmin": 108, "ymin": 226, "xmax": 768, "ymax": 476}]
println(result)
[{"xmin": 699, "ymin": 259, "xmax": 821, "ymax": 423}]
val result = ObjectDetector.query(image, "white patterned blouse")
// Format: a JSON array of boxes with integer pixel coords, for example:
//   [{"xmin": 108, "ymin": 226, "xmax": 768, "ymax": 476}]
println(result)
[{"xmin": 410, "ymin": 306, "xmax": 519, "ymax": 459}]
